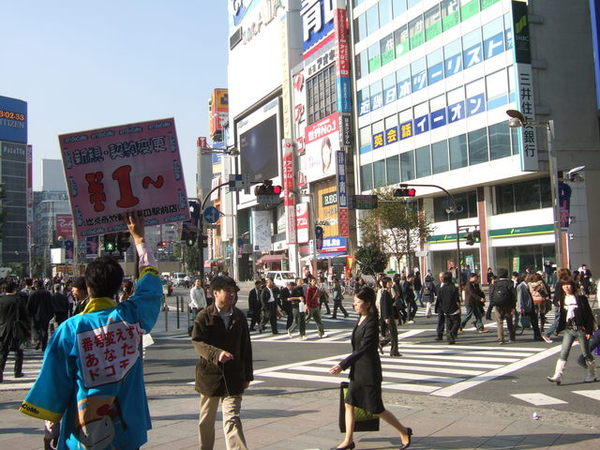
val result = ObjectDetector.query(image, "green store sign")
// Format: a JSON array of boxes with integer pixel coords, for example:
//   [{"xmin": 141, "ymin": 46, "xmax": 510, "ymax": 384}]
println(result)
[{"xmin": 427, "ymin": 224, "xmax": 553, "ymax": 243}]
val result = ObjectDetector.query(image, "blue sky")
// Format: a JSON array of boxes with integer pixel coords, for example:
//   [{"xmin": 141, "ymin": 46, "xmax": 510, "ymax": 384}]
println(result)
[{"xmin": 0, "ymin": 0, "xmax": 228, "ymax": 194}]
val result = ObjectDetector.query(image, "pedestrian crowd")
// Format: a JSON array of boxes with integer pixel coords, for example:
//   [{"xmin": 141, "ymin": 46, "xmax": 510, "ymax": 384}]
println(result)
[{"xmin": 7, "ymin": 237, "xmax": 599, "ymax": 450}]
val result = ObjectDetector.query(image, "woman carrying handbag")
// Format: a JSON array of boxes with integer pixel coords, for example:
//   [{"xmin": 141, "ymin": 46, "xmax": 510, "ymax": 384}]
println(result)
[{"xmin": 329, "ymin": 286, "xmax": 413, "ymax": 450}]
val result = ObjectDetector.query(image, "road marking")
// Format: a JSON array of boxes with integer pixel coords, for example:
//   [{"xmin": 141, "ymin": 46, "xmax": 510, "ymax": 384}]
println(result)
[
  {"xmin": 511, "ymin": 393, "xmax": 567, "ymax": 406},
  {"xmin": 0, "ymin": 351, "xmax": 43, "ymax": 391},
  {"xmin": 430, "ymin": 344, "xmax": 562, "ymax": 397},
  {"xmin": 310, "ymin": 359, "xmax": 484, "ymax": 376},
  {"xmin": 572, "ymin": 390, "xmax": 600, "ymax": 401}
]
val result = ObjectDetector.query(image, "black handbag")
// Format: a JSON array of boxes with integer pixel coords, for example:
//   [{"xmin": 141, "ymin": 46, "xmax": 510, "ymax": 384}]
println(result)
[{"xmin": 338, "ymin": 381, "xmax": 380, "ymax": 432}]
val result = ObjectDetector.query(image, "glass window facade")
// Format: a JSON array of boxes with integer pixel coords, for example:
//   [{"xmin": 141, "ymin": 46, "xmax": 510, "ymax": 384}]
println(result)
[
  {"xmin": 306, "ymin": 65, "xmax": 336, "ymax": 125},
  {"xmin": 495, "ymin": 178, "xmax": 552, "ymax": 214}
]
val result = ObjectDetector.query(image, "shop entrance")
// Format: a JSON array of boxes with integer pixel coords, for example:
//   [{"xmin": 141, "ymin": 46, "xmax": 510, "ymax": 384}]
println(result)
[{"xmin": 495, "ymin": 244, "xmax": 555, "ymax": 274}]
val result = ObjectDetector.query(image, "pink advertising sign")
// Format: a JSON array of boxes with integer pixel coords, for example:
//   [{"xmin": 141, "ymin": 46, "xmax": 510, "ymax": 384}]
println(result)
[
  {"xmin": 55, "ymin": 214, "xmax": 74, "ymax": 238},
  {"xmin": 59, "ymin": 118, "xmax": 189, "ymax": 238}
]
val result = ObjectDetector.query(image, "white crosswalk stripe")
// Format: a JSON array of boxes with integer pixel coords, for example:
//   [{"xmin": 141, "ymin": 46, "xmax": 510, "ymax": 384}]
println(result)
[
  {"xmin": 0, "ymin": 349, "xmax": 43, "ymax": 391},
  {"xmin": 254, "ymin": 343, "xmax": 551, "ymax": 397},
  {"xmin": 511, "ymin": 393, "xmax": 567, "ymax": 406}
]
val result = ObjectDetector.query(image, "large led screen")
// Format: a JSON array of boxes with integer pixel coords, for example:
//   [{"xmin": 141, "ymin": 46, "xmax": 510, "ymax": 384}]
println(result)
[{"xmin": 239, "ymin": 114, "xmax": 279, "ymax": 182}]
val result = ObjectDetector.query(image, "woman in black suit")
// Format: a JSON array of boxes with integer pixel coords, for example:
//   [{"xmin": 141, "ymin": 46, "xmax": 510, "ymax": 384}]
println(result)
[{"xmin": 329, "ymin": 286, "xmax": 413, "ymax": 450}]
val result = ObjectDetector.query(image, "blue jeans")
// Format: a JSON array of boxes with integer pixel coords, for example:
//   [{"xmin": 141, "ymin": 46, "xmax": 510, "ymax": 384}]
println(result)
[
  {"xmin": 559, "ymin": 328, "xmax": 593, "ymax": 362},
  {"xmin": 544, "ymin": 305, "xmax": 561, "ymax": 338},
  {"xmin": 460, "ymin": 304, "xmax": 484, "ymax": 330}
]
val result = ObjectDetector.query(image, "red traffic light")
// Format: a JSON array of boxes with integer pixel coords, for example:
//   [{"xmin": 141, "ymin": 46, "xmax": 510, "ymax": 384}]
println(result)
[
  {"xmin": 272, "ymin": 185, "xmax": 282, "ymax": 195},
  {"xmin": 393, "ymin": 186, "xmax": 416, "ymax": 197}
]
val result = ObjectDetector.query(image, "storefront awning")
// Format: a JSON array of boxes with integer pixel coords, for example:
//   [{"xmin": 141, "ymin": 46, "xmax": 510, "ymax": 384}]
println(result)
[
  {"xmin": 256, "ymin": 254, "xmax": 288, "ymax": 264},
  {"xmin": 316, "ymin": 252, "xmax": 347, "ymax": 260}
]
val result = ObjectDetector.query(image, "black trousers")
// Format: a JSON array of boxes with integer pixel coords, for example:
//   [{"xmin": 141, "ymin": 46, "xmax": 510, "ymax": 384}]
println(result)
[
  {"xmin": 381, "ymin": 319, "xmax": 399, "ymax": 355},
  {"xmin": 406, "ymin": 298, "xmax": 417, "ymax": 321},
  {"xmin": 260, "ymin": 302, "xmax": 279, "ymax": 334},
  {"xmin": 445, "ymin": 313, "xmax": 461, "ymax": 343},
  {"xmin": 436, "ymin": 312, "xmax": 446, "ymax": 339},
  {"xmin": 332, "ymin": 299, "xmax": 348, "ymax": 318},
  {"xmin": 0, "ymin": 341, "xmax": 24, "ymax": 377},
  {"xmin": 249, "ymin": 308, "xmax": 261, "ymax": 330}
]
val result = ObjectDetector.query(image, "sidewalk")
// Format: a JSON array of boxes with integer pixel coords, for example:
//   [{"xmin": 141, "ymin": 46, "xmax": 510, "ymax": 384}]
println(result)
[{"xmin": 2, "ymin": 384, "xmax": 599, "ymax": 449}]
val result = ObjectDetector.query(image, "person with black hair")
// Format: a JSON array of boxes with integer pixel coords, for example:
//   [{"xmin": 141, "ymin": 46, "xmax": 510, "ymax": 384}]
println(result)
[
  {"xmin": 50, "ymin": 284, "xmax": 69, "ymax": 326},
  {"xmin": 192, "ymin": 275, "xmax": 253, "ymax": 449},
  {"xmin": 70, "ymin": 276, "xmax": 89, "ymax": 315},
  {"xmin": 438, "ymin": 272, "xmax": 461, "ymax": 344},
  {"xmin": 379, "ymin": 277, "xmax": 400, "ymax": 357},
  {"xmin": 0, "ymin": 279, "xmax": 29, "ymax": 382},
  {"xmin": 20, "ymin": 212, "xmax": 162, "ymax": 449},
  {"xmin": 247, "ymin": 280, "xmax": 263, "ymax": 332},
  {"xmin": 329, "ymin": 286, "xmax": 413, "ymax": 450},
  {"xmin": 487, "ymin": 268, "xmax": 517, "ymax": 344},
  {"xmin": 26, "ymin": 280, "xmax": 54, "ymax": 351}
]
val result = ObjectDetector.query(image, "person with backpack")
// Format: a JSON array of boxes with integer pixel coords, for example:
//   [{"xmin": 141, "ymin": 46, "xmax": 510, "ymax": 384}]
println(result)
[
  {"xmin": 517, "ymin": 274, "xmax": 542, "ymax": 341},
  {"xmin": 437, "ymin": 272, "xmax": 461, "ymax": 344},
  {"xmin": 487, "ymin": 268, "xmax": 517, "ymax": 344},
  {"xmin": 421, "ymin": 274, "xmax": 436, "ymax": 318}
]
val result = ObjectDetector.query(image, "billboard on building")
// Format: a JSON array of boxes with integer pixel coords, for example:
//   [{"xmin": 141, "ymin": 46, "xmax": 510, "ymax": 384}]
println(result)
[
  {"xmin": 0, "ymin": 95, "xmax": 27, "ymax": 144},
  {"xmin": 59, "ymin": 118, "xmax": 189, "ymax": 238},
  {"xmin": 303, "ymin": 112, "xmax": 339, "ymax": 182},
  {"xmin": 209, "ymin": 89, "xmax": 229, "ymax": 142},
  {"xmin": 228, "ymin": 0, "xmax": 286, "ymax": 119},
  {"xmin": 301, "ymin": 0, "xmax": 336, "ymax": 53},
  {"xmin": 238, "ymin": 98, "xmax": 280, "ymax": 182},
  {"xmin": 296, "ymin": 202, "xmax": 310, "ymax": 243},
  {"xmin": 56, "ymin": 214, "xmax": 74, "ymax": 239}
]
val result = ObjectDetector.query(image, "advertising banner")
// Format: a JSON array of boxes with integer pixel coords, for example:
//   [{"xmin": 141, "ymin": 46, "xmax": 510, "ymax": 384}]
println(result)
[
  {"xmin": 301, "ymin": 0, "xmax": 335, "ymax": 53},
  {"xmin": 86, "ymin": 236, "xmax": 99, "ymax": 259},
  {"xmin": 321, "ymin": 236, "xmax": 346, "ymax": 253},
  {"xmin": 0, "ymin": 95, "xmax": 27, "ymax": 144},
  {"xmin": 304, "ymin": 112, "xmax": 339, "ymax": 182},
  {"xmin": 296, "ymin": 202, "xmax": 310, "ymax": 243},
  {"xmin": 558, "ymin": 181, "xmax": 572, "ymax": 229},
  {"xmin": 59, "ymin": 118, "xmax": 189, "ymax": 238},
  {"xmin": 209, "ymin": 88, "xmax": 229, "ymax": 142},
  {"xmin": 336, "ymin": 150, "xmax": 349, "ymax": 238},
  {"xmin": 26, "ymin": 144, "xmax": 33, "ymax": 224},
  {"xmin": 56, "ymin": 214, "xmax": 74, "ymax": 238},
  {"xmin": 334, "ymin": 8, "xmax": 351, "ymax": 113},
  {"xmin": 252, "ymin": 209, "xmax": 272, "ymax": 252},
  {"xmin": 315, "ymin": 182, "xmax": 338, "ymax": 238},
  {"xmin": 282, "ymin": 139, "xmax": 297, "ymax": 244}
]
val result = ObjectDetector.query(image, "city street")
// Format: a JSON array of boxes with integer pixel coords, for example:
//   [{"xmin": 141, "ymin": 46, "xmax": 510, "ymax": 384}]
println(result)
[{"xmin": 1, "ymin": 285, "xmax": 600, "ymax": 448}]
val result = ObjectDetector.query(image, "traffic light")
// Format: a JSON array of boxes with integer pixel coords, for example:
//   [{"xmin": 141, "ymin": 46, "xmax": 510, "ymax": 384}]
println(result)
[
  {"xmin": 393, "ymin": 185, "xmax": 416, "ymax": 197},
  {"xmin": 200, "ymin": 234, "xmax": 208, "ymax": 248},
  {"xmin": 103, "ymin": 233, "xmax": 117, "ymax": 252},
  {"xmin": 189, "ymin": 200, "xmax": 200, "ymax": 225},
  {"xmin": 473, "ymin": 230, "xmax": 481, "ymax": 243},
  {"xmin": 465, "ymin": 232, "xmax": 474, "ymax": 246},
  {"xmin": 116, "ymin": 232, "xmax": 131, "ymax": 253},
  {"xmin": 254, "ymin": 180, "xmax": 283, "ymax": 196},
  {"xmin": 157, "ymin": 241, "xmax": 167, "ymax": 249}
]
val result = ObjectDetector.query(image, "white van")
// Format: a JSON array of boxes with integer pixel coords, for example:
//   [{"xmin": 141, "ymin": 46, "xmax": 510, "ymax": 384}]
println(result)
[
  {"xmin": 172, "ymin": 272, "xmax": 187, "ymax": 286},
  {"xmin": 265, "ymin": 271, "xmax": 297, "ymax": 288}
]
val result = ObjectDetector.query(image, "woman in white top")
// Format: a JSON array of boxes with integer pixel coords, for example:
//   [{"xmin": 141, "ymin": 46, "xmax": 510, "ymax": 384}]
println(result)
[{"xmin": 189, "ymin": 278, "xmax": 207, "ymax": 318}]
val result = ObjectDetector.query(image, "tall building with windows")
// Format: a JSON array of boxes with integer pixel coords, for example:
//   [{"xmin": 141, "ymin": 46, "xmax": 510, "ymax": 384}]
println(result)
[
  {"xmin": 350, "ymin": 0, "xmax": 600, "ymax": 275},
  {"xmin": 0, "ymin": 95, "xmax": 30, "ymax": 267}
]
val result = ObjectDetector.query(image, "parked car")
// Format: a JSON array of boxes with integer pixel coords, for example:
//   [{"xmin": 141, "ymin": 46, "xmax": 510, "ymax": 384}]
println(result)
[{"xmin": 265, "ymin": 271, "xmax": 297, "ymax": 288}]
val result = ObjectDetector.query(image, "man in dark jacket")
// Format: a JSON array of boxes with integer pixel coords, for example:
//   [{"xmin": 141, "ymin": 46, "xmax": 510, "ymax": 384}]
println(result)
[
  {"xmin": 487, "ymin": 268, "xmax": 517, "ymax": 344},
  {"xmin": 380, "ymin": 277, "xmax": 400, "ymax": 357},
  {"xmin": 26, "ymin": 280, "xmax": 54, "ymax": 351},
  {"xmin": 0, "ymin": 280, "xmax": 29, "ymax": 382},
  {"xmin": 460, "ymin": 274, "xmax": 489, "ymax": 333},
  {"xmin": 259, "ymin": 278, "xmax": 280, "ymax": 334},
  {"xmin": 434, "ymin": 272, "xmax": 446, "ymax": 340},
  {"xmin": 247, "ymin": 280, "xmax": 262, "ymax": 332},
  {"xmin": 51, "ymin": 284, "xmax": 70, "ymax": 326},
  {"xmin": 437, "ymin": 272, "xmax": 461, "ymax": 344},
  {"xmin": 192, "ymin": 275, "xmax": 253, "ymax": 450}
]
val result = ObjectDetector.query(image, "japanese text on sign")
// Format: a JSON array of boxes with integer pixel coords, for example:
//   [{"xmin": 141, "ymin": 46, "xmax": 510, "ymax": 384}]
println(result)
[
  {"xmin": 60, "ymin": 119, "xmax": 189, "ymax": 238},
  {"xmin": 77, "ymin": 320, "xmax": 143, "ymax": 388}
]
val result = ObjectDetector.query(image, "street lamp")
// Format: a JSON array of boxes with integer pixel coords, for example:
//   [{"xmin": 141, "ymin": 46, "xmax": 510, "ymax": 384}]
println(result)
[{"xmin": 506, "ymin": 109, "xmax": 563, "ymax": 268}]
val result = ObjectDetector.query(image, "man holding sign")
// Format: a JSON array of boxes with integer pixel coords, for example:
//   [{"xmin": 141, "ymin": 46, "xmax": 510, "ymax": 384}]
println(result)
[{"xmin": 19, "ymin": 212, "xmax": 162, "ymax": 449}]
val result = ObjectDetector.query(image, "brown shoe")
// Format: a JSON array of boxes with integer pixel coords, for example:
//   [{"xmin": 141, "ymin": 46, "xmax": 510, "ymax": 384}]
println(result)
[{"xmin": 478, "ymin": 329, "xmax": 491, "ymax": 333}]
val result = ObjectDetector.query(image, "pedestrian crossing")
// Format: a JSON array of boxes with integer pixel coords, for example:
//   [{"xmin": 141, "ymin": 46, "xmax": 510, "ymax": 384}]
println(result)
[
  {"xmin": 511, "ymin": 390, "xmax": 600, "ymax": 406},
  {"xmin": 254, "ymin": 343, "xmax": 554, "ymax": 397},
  {"xmin": 0, "ymin": 349, "xmax": 43, "ymax": 391}
]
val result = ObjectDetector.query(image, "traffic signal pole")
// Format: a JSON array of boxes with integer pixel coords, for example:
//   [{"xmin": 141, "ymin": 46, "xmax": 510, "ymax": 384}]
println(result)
[
  {"xmin": 198, "ymin": 181, "xmax": 230, "ymax": 281},
  {"xmin": 396, "ymin": 183, "xmax": 462, "ymax": 287}
]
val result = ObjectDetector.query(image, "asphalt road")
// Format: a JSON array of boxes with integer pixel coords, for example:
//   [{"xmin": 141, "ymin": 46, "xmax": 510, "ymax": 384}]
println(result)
[
  {"xmin": 142, "ymin": 286, "xmax": 600, "ymax": 418},
  {"xmin": 2, "ymin": 285, "xmax": 599, "ymax": 421}
]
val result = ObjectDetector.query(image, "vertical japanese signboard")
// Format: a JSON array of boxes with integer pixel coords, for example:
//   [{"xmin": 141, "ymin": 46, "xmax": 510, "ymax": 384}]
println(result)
[
  {"xmin": 282, "ymin": 139, "xmax": 297, "ymax": 244},
  {"xmin": 512, "ymin": 0, "xmax": 539, "ymax": 171},
  {"xmin": 59, "ymin": 118, "xmax": 189, "ymax": 239},
  {"xmin": 336, "ymin": 151, "xmax": 349, "ymax": 238}
]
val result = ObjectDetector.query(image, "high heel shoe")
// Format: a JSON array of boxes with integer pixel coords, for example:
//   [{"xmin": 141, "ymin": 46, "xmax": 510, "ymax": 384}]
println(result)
[
  {"xmin": 332, "ymin": 442, "xmax": 355, "ymax": 450},
  {"xmin": 399, "ymin": 427, "xmax": 412, "ymax": 450}
]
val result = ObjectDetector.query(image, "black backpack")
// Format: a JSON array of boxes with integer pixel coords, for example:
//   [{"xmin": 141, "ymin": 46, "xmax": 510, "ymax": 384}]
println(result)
[{"xmin": 491, "ymin": 280, "xmax": 513, "ymax": 307}]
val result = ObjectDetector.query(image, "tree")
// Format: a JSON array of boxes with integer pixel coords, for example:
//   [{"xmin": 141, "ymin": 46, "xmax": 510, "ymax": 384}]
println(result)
[
  {"xmin": 174, "ymin": 242, "xmax": 201, "ymax": 273},
  {"xmin": 354, "ymin": 246, "xmax": 387, "ymax": 275},
  {"xmin": 359, "ymin": 188, "xmax": 433, "ymax": 272}
]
